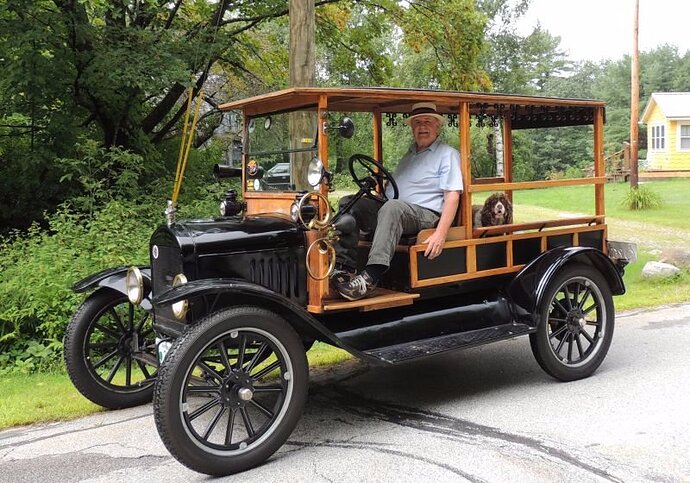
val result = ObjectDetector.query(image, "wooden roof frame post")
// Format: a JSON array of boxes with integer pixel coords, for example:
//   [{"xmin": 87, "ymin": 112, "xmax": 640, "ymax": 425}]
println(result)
[
  {"xmin": 594, "ymin": 107, "xmax": 605, "ymax": 217},
  {"xmin": 460, "ymin": 102, "xmax": 472, "ymax": 231},
  {"xmin": 241, "ymin": 110, "xmax": 248, "ymax": 191},
  {"xmin": 306, "ymin": 95, "xmax": 330, "ymax": 310},
  {"xmin": 373, "ymin": 108, "xmax": 383, "ymax": 162}
]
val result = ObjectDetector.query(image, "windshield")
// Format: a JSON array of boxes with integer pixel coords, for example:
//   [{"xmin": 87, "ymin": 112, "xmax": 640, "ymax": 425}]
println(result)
[{"xmin": 246, "ymin": 110, "xmax": 318, "ymax": 192}]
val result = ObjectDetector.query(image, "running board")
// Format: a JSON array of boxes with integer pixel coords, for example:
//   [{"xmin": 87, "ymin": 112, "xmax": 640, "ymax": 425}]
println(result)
[{"xmin": 363, "ymin": 323, "xmax": 535, "ymax": 364}]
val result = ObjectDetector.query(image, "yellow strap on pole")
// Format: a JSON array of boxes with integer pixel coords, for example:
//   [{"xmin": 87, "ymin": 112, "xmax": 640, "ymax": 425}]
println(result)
[
  {"xmin": 172, "ymin": 87, "xmax": 195, "ymax": 203},
  {"xmin": 172, "ymin": 89, "xmax": 203, "ymax": 203}
]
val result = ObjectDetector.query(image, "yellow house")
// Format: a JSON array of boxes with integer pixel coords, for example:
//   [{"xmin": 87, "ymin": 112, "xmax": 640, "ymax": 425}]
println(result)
[{"xmin": 641, "ymin": 92, "xmax": 690, "ymax": 171}]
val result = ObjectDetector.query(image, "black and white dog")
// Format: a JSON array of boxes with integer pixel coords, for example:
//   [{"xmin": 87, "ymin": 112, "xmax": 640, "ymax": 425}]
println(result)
[{"xmin": 472, "ymin": 192, "xmax": 513, "ymax": 228}]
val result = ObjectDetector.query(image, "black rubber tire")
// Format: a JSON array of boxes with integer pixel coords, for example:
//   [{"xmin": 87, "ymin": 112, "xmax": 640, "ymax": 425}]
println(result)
[
  {"xmin": 153, "ymin": 306, "xmax": 308, "ymax": 476},
  {"xmin": 530, "ymin": 263, "xmax": 615, "ymax": 381},
  {"xmin": 64, "ymin": 288, "xmax": 157, "ymax": 409}
]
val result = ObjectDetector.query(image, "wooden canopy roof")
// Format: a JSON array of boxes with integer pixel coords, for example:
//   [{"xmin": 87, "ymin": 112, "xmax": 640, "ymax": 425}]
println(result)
[{"xmin": 219, "ymin": 87, "xmax": 606, "ymax": 129}]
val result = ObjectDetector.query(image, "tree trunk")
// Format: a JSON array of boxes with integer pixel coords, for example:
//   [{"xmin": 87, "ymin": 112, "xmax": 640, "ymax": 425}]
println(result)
[
  {"xmin": 494, "ymin": 124, "xmax": 504, "ymax": 176},
  {"xmin": 289, "ymin": 0, "xmax": 316, "ymax": 191}
]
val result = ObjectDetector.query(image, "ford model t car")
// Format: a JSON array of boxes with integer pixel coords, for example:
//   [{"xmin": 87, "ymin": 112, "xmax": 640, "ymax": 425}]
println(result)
[{"xmin": 64, "ymin": 87, "xmax": 627, "ymax": 476}]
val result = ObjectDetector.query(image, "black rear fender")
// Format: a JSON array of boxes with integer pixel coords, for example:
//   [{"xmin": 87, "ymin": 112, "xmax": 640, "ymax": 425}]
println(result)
[
  {"xmin": 152, "ymin": 278, "xmax": 347, "ymax": 349},
  {"xmin": 72, "ymin": 266, "xmax": 152, "ymax": 310},
  {"xmin": 507, "ymin": 247, "xmax": 625, "ymax": 318}
]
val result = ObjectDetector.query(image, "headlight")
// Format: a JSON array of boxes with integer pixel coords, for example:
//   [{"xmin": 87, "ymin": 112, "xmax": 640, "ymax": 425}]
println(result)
[
  {"xmin": 290, "ymin": 201, "xmax": 300, "ymax": 223},
  {"xmin": 125, "ymin": 266, "xmax": 144, "ymax": 305},
  {"xmin": 307, "ymin": 157, "xmax": 324, "ymax": 187},
  {"xmin": 171, "ymin": 273, "xmax": 189, "ymax": 319},
  {"xmin": 253, "ymin": 178, "xmax": 261, "ymax": 191}
]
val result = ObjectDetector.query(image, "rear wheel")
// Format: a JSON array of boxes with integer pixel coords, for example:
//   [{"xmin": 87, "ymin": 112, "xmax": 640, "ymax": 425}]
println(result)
[
  {"xmin": 64, "ymin": 288, "xmax": 157, "ymax": 409},
  {"xmin": 530, "ymin": 264, "xmax": 614, "ymax": 381},
  {"xmin": 153, "ymin": 306, "xmax": 308, "ymax": 476}
]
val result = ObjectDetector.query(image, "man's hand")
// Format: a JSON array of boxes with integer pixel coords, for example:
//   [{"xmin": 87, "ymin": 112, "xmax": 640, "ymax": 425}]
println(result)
[
  {"xmin": 422, "ymin": 190, "xmax": 460, "ymax": 260},
  {"xmin": 423, "ymin": 230, "xmax": 446, "ymax": 259}
]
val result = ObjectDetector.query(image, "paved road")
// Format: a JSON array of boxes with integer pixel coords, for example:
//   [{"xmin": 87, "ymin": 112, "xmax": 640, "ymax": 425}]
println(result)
[{"xmin": 2, "ymin": 303, "xmax": 690, "ymax": 482}]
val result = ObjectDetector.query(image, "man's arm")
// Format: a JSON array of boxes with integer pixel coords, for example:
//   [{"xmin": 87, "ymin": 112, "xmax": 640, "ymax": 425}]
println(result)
[{"xmin": 423, "ymin": 190, "xmax": 460, "ymax": 259}]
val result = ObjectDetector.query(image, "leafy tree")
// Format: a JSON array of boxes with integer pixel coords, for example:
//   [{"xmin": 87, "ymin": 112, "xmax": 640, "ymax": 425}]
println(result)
[
  {"xmin": 479, "ymin": 0, "xmax": 568, "ymax": 94},
  {"xmin": 391, "ymin": 0, "xmax": 490, "ymax": 91}
]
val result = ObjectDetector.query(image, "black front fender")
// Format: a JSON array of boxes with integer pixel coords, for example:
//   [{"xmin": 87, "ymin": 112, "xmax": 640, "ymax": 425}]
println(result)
[
  {"xmin": 152, "ymin": 278, "xmax": 383, "ymax": 364},
  {"xmin": 73, "ymin": 266, "xmax": 152, "ymax": 310},
  {"xmin": 507, "ymin": 247, "xmax": 625, "ymax": 317}
]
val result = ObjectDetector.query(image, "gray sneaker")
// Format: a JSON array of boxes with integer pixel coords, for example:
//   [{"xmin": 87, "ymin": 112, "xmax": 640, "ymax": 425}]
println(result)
[
  {"xmin": 335, "ymin": 272, "xmax": 377, "ymax": 301},
  {"xmin": 331, "ymin": 265, "xmax": 356, "ymax": 287}
]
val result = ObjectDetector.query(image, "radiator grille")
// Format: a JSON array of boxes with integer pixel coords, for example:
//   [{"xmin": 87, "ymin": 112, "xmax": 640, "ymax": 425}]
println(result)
[
  {"xmin": 151, "ymin": 244, "xmax": 183, "ymax": 297},
  {"xmin": 248, "ymin": 254, "xmax": 303, "ymax": 300}
]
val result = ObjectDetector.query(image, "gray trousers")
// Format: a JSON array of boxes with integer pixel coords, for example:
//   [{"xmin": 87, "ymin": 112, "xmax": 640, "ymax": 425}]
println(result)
[{"xmin": 335, "ymin": 196, "xmax": 440, "ymax": 270}]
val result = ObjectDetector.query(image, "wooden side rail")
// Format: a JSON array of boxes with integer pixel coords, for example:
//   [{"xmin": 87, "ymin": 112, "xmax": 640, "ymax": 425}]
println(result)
[
  {"xmin": 469, "ymin": 176, "xmax": 606, "ymax": 193},
  {"xmin": 473, "ymin": 215, "xmax": 604, "ymax": 238},
  {"xmin": 472, "ymin": 176, "xmax": 505, "ymax": 185}
]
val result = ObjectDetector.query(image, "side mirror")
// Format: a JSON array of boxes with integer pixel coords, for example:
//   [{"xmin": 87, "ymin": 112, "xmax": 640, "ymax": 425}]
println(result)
[
  {"xmin": 324, "ymin": 117, "xmax": 355, "ymax": 139},
  {"xmin": 214, "ymin": 164, "xmax": 242, "ymax": 179},
  {"xmin": 338, "ymin": 117, "xmax": 355, "ymax": 139}
]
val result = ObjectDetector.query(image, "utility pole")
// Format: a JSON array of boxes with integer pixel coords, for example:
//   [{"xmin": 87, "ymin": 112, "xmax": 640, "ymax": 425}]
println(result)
[
  {"xmin": 289, "ymin": 0, "xmax": 316, "ymax": 190},
  {"xmin": 630, "ymin": 0, "xmax": 640, "ymax": 189},
  {"xmin": 289, "ymin": 0, "xmax": 315, "ymax": 87}
]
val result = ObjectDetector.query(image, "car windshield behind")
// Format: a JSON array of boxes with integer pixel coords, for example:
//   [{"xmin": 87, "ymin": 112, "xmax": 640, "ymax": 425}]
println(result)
[{"xmin": 246, "ymin": 110, "xmax": 318, "ymax": 192}]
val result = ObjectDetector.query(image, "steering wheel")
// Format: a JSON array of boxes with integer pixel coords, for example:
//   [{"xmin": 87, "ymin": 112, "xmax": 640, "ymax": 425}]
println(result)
[{"xmin": 347, "ymin": 154, "xmax": 399, "ymax": 203}]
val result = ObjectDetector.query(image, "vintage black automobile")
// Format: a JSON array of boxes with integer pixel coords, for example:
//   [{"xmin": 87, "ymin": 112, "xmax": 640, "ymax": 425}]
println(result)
[{"xmin": 64, "ymin": 87, "xmax": 630, "ymax": 476}]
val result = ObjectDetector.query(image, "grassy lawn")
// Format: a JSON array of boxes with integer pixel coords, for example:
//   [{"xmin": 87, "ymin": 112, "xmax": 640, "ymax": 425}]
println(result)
[
  {"xmin": 0, "ymin": 342, "xmax": 352, "ymax": 431},
  {"xmin": 3, "ymin": 180, "xmax": 688, "ymax": 431},
  {"xmin": 512, "ymin": 179, "xmax": 690, "ymax": 229},
  {"xmin": 511, "ymin": 179, "xmax": 690, "ymax": 311},
  {"xmin": 0, "ymin": 372, "xmax": 103, "ymax": 429}
]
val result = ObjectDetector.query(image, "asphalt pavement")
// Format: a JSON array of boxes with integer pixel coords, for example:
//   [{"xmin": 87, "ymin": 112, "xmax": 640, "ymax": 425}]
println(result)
[{"xmin": 1, "ymin": 303, "xmax": 689, "ymax": 482}]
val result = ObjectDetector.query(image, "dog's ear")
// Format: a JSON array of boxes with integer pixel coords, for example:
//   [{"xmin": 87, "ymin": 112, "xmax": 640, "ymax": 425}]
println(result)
[{"xmin": 481, "ymin": 198, "xmax": 494, "ymax": 226}]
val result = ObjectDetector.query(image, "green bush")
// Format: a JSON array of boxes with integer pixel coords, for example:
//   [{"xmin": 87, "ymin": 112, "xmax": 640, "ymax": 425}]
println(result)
[
  {"xmin": 57, "ymin": 139, "xmax": 146, "ymax": 215},
  {"xmin": 0, "ymin": 201, "xmax": 160, "ymax": 372},
  {"xmin": 0, "ymin": 141, "xmax": 244, "ymax": 373},
  {"xmin": 621, "ymin": 185, "xmax": 662, "ymax": 210}
]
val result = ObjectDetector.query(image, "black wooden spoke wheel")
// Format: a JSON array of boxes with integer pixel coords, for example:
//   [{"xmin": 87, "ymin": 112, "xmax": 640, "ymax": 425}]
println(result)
[
  {"xmin": 153, "ymin": 306, "xmax": 308, "ymax": 476},
  {"xmin": 530, "ymin": 264, "xmax": 615, "ymax": 381},
  {"xmin": 64, "ymin": 288, "xmax": 157, "ymax": 409},
  {"xmin": 348, "ymin": 153, "xmax": 399, "ymax": 202}
]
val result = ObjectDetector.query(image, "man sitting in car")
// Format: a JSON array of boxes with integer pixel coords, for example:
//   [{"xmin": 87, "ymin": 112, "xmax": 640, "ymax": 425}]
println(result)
[{"xmin": 334, "ymin": 102, "xmax": 463, "ymax": 301}]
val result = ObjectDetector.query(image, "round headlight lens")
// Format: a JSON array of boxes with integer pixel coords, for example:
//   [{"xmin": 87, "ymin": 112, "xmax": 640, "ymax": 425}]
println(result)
[
  {"xmin": 125, "ymin": 266, "xmax": 144, "ymax": 305},
  {"xmin": 290, "ymin": 202, "xmax": 300, "ymax": 223},
  {"xmin": 307, "ymin": 158, "xmax": 324, "ymax": 187},
  {"xmin": 171, "ymin": 273, "xmax": 188, "ymax": 319},
  {"xmin": 253, "ymin": 178, "xmax": 261, "ymax": 191}
]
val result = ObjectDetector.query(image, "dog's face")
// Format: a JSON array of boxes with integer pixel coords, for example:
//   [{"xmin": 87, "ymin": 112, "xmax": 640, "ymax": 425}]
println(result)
[
  {"xmin": 491, "ymin": 199, "xmax": 507, "ymax": 222},
  {"xmin": 480, "ymin": 193, "xmax": 512, "ymax": 227}
]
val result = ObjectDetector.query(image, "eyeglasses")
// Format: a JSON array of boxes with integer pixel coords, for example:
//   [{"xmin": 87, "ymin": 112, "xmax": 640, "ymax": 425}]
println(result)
[{"xmin": 411, "ymin": 118, "xmax": 438, "ymax": 128}]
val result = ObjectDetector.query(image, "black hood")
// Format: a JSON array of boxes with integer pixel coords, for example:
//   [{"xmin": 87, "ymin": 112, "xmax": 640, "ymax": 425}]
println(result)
[{"xmin": 153, "ymin": 214, "xmax": 305, "ymax": 256}]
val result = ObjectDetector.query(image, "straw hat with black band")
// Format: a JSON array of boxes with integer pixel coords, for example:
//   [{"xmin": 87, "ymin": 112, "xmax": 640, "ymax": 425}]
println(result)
[{"xmin": 404, "ymin": 102, "xmax": 446, "ymax": 125}]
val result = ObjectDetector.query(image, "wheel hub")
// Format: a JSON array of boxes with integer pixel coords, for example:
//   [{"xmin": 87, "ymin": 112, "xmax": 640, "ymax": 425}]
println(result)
[
  {"xmin": 566, "ymin": 310, "xmax": 585, "ymax": 334},
  {"xmin": 118, "ymin": 331, "xmax": 135, "ymax": 355},
  {"xmin": 219, "ymin": 370, "xmax": 254, "ymax": 407}
]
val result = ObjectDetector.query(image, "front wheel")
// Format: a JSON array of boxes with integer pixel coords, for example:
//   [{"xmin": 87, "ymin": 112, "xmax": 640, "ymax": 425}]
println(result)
[
  {"xmin": 153, "ymin": 306, "xmax": 308, "ymax": 476},
  {"xmin": 64, "ymin": 288, "xmax": 158, "ymax": 409},
  {"xmin": 530, "ymin": 264, "xmax": 615, "ymax": 381}
]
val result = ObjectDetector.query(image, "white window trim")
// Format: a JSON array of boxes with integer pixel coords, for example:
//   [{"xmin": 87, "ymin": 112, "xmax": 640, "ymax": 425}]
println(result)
[
  {"xmin": 677, "ymin": 123, "xmax": 690, "ymax": 151},
  {"xmin": 650, "ymin": 123, "xmax": 666, "ymax": 151}
]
